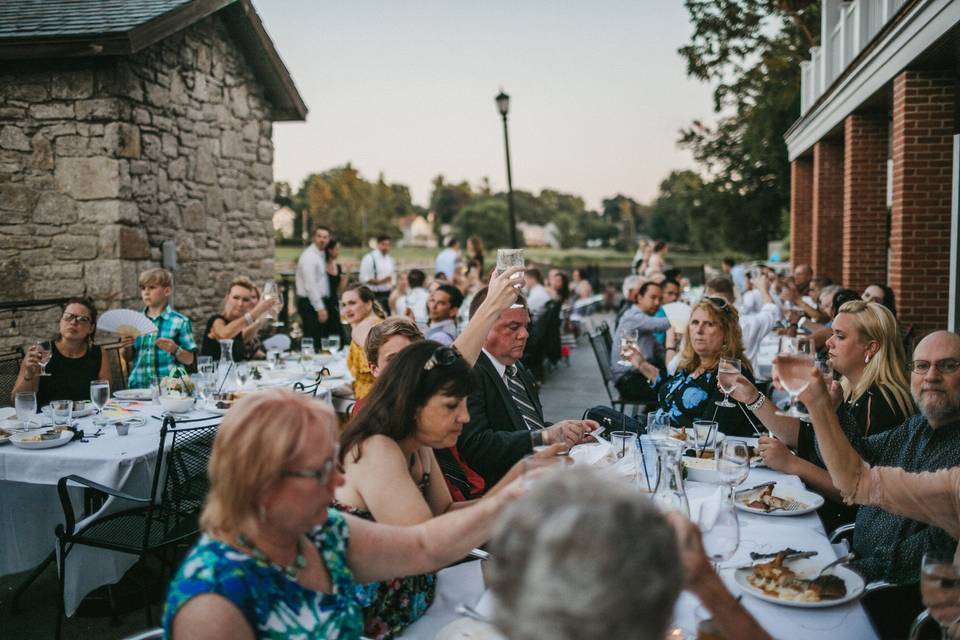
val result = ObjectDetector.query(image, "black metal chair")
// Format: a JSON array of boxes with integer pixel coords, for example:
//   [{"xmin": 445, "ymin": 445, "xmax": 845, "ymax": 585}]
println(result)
[
  {"xmin": 101, "ymin": 340, "xmax": 129, "ymax": 392},
  {"xmin": 54, "ymin": 415, "xmax": 220, "ymax": 638},
  {"xmin": 908, "ymin": 609, "xmax": 935, "ymax": 639},
  {"xmin": 598, "ymin": 321, "xmax": 613, "ymax": 354},
  {"xmin": 293, "ymin": 369, "xmax": 329, "ymax": 397},
  {"xmin": 0, "ymin": 346, "xmax": 24, "ymax": 407}
]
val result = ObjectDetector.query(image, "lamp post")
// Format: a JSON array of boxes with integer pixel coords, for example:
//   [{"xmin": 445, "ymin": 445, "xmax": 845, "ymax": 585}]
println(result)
[{"xmin": 495, "ymin": 89, "xmax": 519, "ymax": 249}]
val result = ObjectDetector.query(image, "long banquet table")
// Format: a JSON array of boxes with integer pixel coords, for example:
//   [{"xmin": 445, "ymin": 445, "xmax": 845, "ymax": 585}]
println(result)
[{"xmin": 0, "ymin": 356, "xmax": 349, "ymax": 616}]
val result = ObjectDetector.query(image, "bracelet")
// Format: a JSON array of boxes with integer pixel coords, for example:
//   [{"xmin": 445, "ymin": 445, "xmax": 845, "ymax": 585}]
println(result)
[
  {"xmin": 746, "ymin": 392, "xmax": 765, "ymax": 412},
  {"xmin": 174, "ymin": 347, "xmax": 183, "ymax": 359},
  {"xmin": 666, "ymin": 343, "xmax": 678, "ymax": 351},
  {"xmin": 244, "ymin": 312, "xmax": 255, "ymax": 326}
]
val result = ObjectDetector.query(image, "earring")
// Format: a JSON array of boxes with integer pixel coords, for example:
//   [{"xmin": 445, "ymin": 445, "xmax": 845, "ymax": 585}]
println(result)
[{"xmin": 864, "ymin": 355, "xmax": 870, "ymax": 364}]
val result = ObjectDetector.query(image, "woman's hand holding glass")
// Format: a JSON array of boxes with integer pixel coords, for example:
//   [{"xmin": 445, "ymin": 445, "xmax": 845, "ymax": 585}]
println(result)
[
  {"xmin": 727, "ymin": 374, "xmax": 759, "ymax": 404},
  {"xmin": 20, "ymin": 345, "xmax": 42, "ymax": 379}
]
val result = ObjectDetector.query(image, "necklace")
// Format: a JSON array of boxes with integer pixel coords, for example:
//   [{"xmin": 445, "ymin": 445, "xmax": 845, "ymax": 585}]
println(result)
[{"xmin": 236, "ymin": 533, "xmax": 307, "ymax": 578}]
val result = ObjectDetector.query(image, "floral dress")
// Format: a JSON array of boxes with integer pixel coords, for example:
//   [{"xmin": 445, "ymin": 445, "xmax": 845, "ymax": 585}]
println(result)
[
  {"xmin": 652, "ymin": 367, "xmax": 760, "ymax": 438},
  {"xmin": 162, "ymin": 509, "xmax": 363, "ymax": 639},
  {"xmin": 347, "ymin": 339, "xmax": 376, "ymax": 400}
]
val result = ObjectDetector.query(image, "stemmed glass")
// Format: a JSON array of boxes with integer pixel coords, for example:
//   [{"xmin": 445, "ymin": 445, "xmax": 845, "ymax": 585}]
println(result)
[
  {"xmin": 775, "ymin": 335, "xmax": 814, "ymax": 419},
  {"xmin": 36, "ymin": 340, "xmax": 52, "ymax": 376},
  {"xmin": 717, "ymin": 439, "xmax": 751, "ymax": 489},
  {"xmin": 921, "ymin": 553, "xmax": 960, "ymax": 639},
  {"xmin": 89, "ymin": 379, "xmax": 110, "ymax": 426},
  {"xmin": 697, "ymin": 490, "xmax": 740, "ymax": 572},
  {"xmin": 262, "ymin": 281, "xmax": 284, "ymax": 327},
  {"xmin": 496, "ymin": 249, "xmax": 525, "ymax": 309},
  {"xmin": 236, "ymin": 362, "xmax": 251, "ymax": 388},
  {"xmin": 14, "ymin": 392, "xmax": 37, "ymax": 430},
  {"xmin": 617, "ymin": 329, "xmax": 639, "ymax": 366},
  {"xmin": 716, "ymin": 357, "xmax": 741, "ymax": 407}
]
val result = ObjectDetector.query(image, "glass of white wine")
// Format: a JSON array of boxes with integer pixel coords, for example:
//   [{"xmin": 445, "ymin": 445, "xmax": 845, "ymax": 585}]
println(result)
[
  {"xmin": 496, "ymin": 248, "xmax": 525, "ymax": 309},
  {"xmin": 716, "ymin": 357, "xmax": 741, "ymax": 407},
  {"xmin": 775, "ymin": 336, "xmax": 814, "ymax": 419},
  {"xmin": 90, "ymin": 379, "xmax": 110, "ymax": 426},
  {"xmin": 617, "ymin": 329, "xmax": 639, "ymax": 366}
]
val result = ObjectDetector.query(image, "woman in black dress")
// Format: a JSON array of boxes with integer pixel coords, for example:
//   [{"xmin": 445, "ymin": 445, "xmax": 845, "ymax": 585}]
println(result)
[
  {"xmin": 322, "ymin": 238, "xmax": 347, "ymax": 341},
  {"xmin": 201, "ymin": 276, "xmax": 279, "ymax": 361}
]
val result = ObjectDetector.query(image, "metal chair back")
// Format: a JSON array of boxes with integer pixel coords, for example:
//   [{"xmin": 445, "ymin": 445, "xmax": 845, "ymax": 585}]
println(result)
[
  {"xmin": 101, "ymin": 341, "xmax": 128, "ymax": 392},
  {"xmin": 0, "ymin": 347, "xmax": 24, "ymax": 407},
  {"xmin": 588, "ymin": 329, "xmax": 620, "ymax": 409}
]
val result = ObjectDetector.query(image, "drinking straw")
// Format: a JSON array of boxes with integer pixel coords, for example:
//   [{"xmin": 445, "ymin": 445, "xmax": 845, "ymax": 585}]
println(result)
[
  {"xmin": 217, "ymin": 362, "xmax": 233, "ymax": 394},
  {"xmin": 636, "ymin": 434, "xmax": 652, "ymax": 491}
]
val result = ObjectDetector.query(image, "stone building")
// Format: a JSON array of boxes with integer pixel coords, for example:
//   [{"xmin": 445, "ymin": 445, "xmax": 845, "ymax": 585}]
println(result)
[{"xmin": 0, "ymin": 0, "xmax": 306, "ymax": 350}]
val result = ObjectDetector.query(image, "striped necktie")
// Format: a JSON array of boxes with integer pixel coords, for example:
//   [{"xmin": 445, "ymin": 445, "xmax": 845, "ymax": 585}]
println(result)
[{"xmin": 504, "ymin": 365, "xmax": 545, "ymax": 431}]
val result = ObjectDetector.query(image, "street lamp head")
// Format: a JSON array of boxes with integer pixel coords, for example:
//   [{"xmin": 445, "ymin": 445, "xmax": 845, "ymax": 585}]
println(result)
[{"xmin": 495, "ymin": 89, "xmax": 510, "ymax": 116}]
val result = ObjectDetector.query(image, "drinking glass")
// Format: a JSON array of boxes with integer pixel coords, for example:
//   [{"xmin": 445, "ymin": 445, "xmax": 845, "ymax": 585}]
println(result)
[
  {"xmin": 197, "ymin": 355, "xmax": 213, "ymax": 370},
  {"xmin": 15, "ymin": 392, "xmax": 37, "ymax": 429},
  {"xmin": 496, "ymin": 249, "xmax": 525, "ymax": 308},
  {"xmin": 921, "ymin": 553, "xmax": 960, "ymax": 639},
  {"xmin": 698, "ymin": 489, "xmax": 740, "ymax": 571},
  {"xmin": 262, "ymin": 280, "xmax": 284, "ymax": 327},
  {"xmin": 617, "ymin": 329, "xmax": 639, "ymax": 366},
  {"xmin": 36, "ymin": 340, "xmax": 53, "ymax": 376},
  {"xmin": 327, "ymin": 335, "xmax": 341, "ymax": 353},
  {"xmin": 301, "ymin": 337, "xmax": 315, "ymax": 356},
  {"xmin": 199, "ymin": 362, "xmax": 216, "ymax": 378},
  {"xmin": 149, "ymin": 376, "xmax": 161, "ymax": 405},
  {"xmin": 717, "ymin": 439, "xmax": 751, "ymax": 488},
  {"xmin": 236, "ymin": 362, "xmax": 251, "ymax": 388},
  {"xmin": 90, "ymin": 379, "xmax": 110, "ymax": 426},
  {"xmin": 50, "ymin": 399, "xmax": 73, "ymax": 427},
  {"xmin": 716, "ymin": 357, "xmax": 741, "ymax": 407},
  {"xmin": 646, "ymin": 412, "xmax": 671, "ymax": 442},
  {"xmin": 266, "ymin": 349, "xmax": 280, "ymax": 370},
  {"xmin": 693, "ymin": 419, "xmax": 719, "ymax": 458},
  {"xmin": 610, "ymin": 431, "xmax": 639, "ymax": 484},
  {"xmin": 193, "ymin": 374, "xmax": 209, "ymax": 405},
  {"xmin": 775, "ymin": 336, "xmax": 814, "ymax": 419}
]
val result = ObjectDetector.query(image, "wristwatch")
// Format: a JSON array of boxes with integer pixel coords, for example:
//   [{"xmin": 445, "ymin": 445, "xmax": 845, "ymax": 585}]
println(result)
[{"xmin": 174, "ymin": 347, "xmax": 184, "ymax": 359}]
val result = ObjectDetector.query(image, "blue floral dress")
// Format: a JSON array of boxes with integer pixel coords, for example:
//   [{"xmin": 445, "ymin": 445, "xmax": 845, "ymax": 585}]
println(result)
[
  {"xmin": 162, "ymin": 509, "xmax": 363, "ymax": 639},
  {"xmin": 652, "ymin": 367, "xmax": 760, "ymax": 437}
]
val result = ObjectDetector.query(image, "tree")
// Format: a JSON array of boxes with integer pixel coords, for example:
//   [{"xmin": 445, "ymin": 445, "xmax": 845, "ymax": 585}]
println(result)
[
  {"xmin": 678, "ymin": 0, "xmax": 820, "ymax": 255},
  {"xmin": 429, "ymin": 175, "xmax": 473, "ymax": 242},
  {"xmin": 451, "ymin": 197, "xmax": 519, "ymax": 249}
]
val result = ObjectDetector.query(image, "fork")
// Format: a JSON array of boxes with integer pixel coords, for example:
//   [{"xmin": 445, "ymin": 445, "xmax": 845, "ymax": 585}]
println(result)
[
  {"xmin": 455, "ymin": 604, "xmax": 492, "ymax": 624},
  {"xmin": 814, "ymin": 553, "xmax": 855, "ymax": 579}
]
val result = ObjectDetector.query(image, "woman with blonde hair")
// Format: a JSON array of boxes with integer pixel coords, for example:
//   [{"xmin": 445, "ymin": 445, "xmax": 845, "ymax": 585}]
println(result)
[
  {"xmin": 163, "ymin": 390, "xmax": 523, "ymax": 639},
  {"xmin": 342, "ymin": 283, "xmax": 388, "ymax": 400},
  {"xmin": 627, "ymin": 297, "xmax": 759, "ymax": 437},
  {"xmin": 201, "ymin": 276, "xmax": 279, "ymax": 361},
  {"xmin": 728, "ymin": 300, "xmax": 913, "ymax": 527}
]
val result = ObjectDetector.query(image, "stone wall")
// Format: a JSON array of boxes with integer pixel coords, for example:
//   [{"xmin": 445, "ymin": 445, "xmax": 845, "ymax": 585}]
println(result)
[{"xmin": 0, "ymin": 14, "xmax": 276, "ymax": 350}]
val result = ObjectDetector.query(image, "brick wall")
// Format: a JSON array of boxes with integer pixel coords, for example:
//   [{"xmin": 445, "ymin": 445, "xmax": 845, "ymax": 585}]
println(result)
[
  {"xmin": 811, "ymin": 139, "xmax": 844, "ymax": 281},
  {"xmin": 842, "ymin": 112, "xmax": 889, "ymax": 292},
  {"xmin": 789, "ymin": 157, "xmax": 813, "ymax": 266},
  {"xmin": 890, "ymin": 70, "xmax": 955, "ymax": 336}
]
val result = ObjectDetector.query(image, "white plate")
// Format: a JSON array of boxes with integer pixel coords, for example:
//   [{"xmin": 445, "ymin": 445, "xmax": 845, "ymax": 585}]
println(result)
[
  {"xmin": 434, "ymin": 617, "xmax": 505, "ymax": 640},
  {"xmin": 0, "ymin": 429, "xmax": 13, "ymax": 444},
  {"xmin": 113, "ymin": 389, "xmax": 152, "ymax": 401},
  {"xmin": 733, "ymin": 562, "xmax": 865, "ymax": 608},
  {"xmin": 202, "ymin": 401, "xmax": 230, "ymax": 415},
  {"xmin": 1, "ymin": 415, "xmax": 53, "ymax": 431},
  {"xmin": 735, "ymin": 484, "xmax": 824, "ymax": 516},
  {"xmin": 10, "ymin": 430, "xmax": 74, "ymax": 450}
]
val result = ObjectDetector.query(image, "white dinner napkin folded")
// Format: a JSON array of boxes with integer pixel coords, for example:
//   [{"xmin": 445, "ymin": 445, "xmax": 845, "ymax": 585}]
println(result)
[{"xmin": 688, "ymin": 486, "xmax": 725, "ymax": 524}]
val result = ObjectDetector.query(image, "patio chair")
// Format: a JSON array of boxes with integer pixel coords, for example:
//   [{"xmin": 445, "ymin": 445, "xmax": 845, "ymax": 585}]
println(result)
[
  {"xmin": 101, "ymin": 340, "xmax": 129, "ymax": 392},
  {"xmin": 292, "ymin": 369, "xmax": 328, "ymax": 397},
  {"xmin": 0, "ymin": 346, "xmax": 24, "ymax": 407},
  {"xmin": 54, "ymin": 415, "xmax": 221, "ymax": 638},
  {"xmin": 908, "ymin": 609, "xmax": 934, "ymax": 640},
  {"xmin": 598, "ymin": 321, "xmax": 613, "ymax": 353}
]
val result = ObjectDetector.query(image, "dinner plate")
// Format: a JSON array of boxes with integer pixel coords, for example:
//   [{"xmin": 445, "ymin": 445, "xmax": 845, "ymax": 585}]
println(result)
[
  {"xmin": 734, "ymin": 483, "xmax": 824, "ymax": 516},
  {"xmin": 10, "ymin": 429, "xmax": 74, "ymax": 450},
  {"xmin": 733, "ymin": 562, "xmax": 865, "ymax": 608},
  {"xmin": 1, "ymin": 415, "xmax": 53, "ymax": 431},
  {"xmin": 202, "ymin": 401, "xmax": 230, "ymax": 415},
  {"xmin": 0, "ymin": 428, "xmax": 13, "ymax": 444},
  {"xmin": 114, "ymin": 389, "xmax": 152, "ymax": 401},
  {"xmin": 433, "ymin": 617, "xmax": 506, "ymax": 640}
]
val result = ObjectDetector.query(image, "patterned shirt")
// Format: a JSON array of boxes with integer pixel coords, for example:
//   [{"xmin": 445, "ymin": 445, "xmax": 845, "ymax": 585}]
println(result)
[
  {"xmin": 163, "ymin": 509, "xmax": 364, "ymax": 639},
  {"xmin": 847, "ymin": 414, "xmax": 960, "ymax": 583},
  {"xmin": 127, "ymin": 305, "xmax": 196, "ymax": 388},
  {"xmin": 651, "ymin": 367, "xmax": 761, "ymax": 438}
]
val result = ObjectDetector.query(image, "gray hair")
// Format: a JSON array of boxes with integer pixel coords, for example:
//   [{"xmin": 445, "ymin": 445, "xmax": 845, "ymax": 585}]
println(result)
[
  {"xmin": 487, "ymin": 468, "xmax": 682, "ymax": 640},
  {"xmin": 622, "ymin": 275, "xmax": 643, "ymax": 300}
]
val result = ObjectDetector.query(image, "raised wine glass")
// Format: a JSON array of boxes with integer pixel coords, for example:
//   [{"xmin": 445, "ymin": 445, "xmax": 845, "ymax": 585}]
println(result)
[
  {"xmin": 716, "ymin": 357, "xmax": 741, "ymax": 407},
  {"xmin": 617, "ymin": 329, "xmax": 639, "ymax": 366},
  {"xmin": 496, "ymin": 249, "xmax": 525, "ymax": 309},
  {"xmin": 262, "ymin": 281, "xmax": 284, "ymax": 327},
  {"xmin": 775, "ymin": 335, "xmax": 814, "ymax": 419},
  {"xmin": 36, "ymin": 340, "xmax": 53, "ymax": 377},
  {"xmin": 921, "ymin": 553, "xmax": 960, "ymax": 639}
]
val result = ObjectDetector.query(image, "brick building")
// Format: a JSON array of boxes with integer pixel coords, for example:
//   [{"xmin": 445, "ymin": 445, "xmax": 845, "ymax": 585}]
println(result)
[
  {"xmin": 0, "ymin": 0, "xmax": 306, "ymax": 350},
  {"xmin": 785, "ymin": 0, "xmax": 960, "ymax": 336}
]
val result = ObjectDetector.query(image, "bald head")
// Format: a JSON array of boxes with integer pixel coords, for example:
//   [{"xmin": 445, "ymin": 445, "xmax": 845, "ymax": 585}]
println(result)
[{"xmin": 911, "ymin": 331, "xmax": 960, "ymax": 428}]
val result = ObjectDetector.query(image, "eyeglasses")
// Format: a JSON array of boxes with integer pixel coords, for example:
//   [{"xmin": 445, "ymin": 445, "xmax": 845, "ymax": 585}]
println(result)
[
  {"xmin": 909, "ymin": 359, "xmax": 960, "ymax": 375},
  {"xmin": 703, "ymin": 297, "xmax": 733, "ymax": 317},
  {"xmin": 61, "ymin": 312, "xmax": 92, "ymax": 325},
  {"xmin": 282, "ymin": 445, "xmax": 340, "ymax": 485},
  {"xmin": 423, "ymin": 346, "xmax": 461, "ymax": 371}
]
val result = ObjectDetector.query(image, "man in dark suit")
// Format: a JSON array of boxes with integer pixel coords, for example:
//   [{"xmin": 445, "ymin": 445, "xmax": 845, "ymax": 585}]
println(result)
[{"xmin": 457, "ymin": 288, "xmax": 597, "ymax": 488}]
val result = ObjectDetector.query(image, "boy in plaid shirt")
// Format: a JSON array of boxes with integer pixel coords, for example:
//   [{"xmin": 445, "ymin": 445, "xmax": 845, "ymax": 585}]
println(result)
[{"xmin": 126, "ymin": 268, "xmax": 196, "ymax": 388}]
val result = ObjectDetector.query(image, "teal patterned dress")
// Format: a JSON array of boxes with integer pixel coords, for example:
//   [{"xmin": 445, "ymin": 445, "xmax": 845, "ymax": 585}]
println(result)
[{"xmin": 162, "ymin": 509, "xmax": 363, "ymax": 639}]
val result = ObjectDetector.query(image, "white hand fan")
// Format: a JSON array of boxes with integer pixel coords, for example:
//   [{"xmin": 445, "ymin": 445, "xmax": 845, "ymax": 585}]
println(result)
[
  {"xmin": 661, "ymin": 302, "xmax": 691, "ymax": 334},
  {"xmin": 98, "ymin": 309, "xmax": 158, "ymax": 338}
]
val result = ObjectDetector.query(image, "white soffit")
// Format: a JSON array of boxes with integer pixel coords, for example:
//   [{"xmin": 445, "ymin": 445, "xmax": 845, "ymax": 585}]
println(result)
[{"xmin": 785, "ymin": 0, "xmax": 960, "ymax": 161}]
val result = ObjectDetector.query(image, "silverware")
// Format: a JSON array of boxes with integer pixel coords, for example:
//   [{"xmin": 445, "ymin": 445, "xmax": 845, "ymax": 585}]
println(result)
[
  {"xmin": 735, "ymin": 480, "xmax": 776, "ymax": 495},
  {"xmin": 735, "ymin": 550, "xmax": 818, "ymax": 571},
  {"xmin": 455, "ymin": 604, "xmax": 492, "ymax": 624},
  {"xmin": 814, "ymin": 553, "xmax": 855, "ymax": 579},
  {"xmin": 468, "ymin": 548, "xmax": 490, "ymax": 561}
]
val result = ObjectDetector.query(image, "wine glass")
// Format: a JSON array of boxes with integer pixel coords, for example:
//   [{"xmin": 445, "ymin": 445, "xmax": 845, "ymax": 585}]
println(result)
[
  {"xmin": 921, "ymin": 553, "xmax": 960, "ymax": 639},
  {"xmin": 36, "ymin": 340, "xmax": 52, "ymax": 377},
  {"xmin": 236, "ymin": 362, "xmax": 251, "ymax": 388},
  {"xmin": 617, "ymin": 329, "xmax": 639, "ymax": 366},
  {"xmin": 816, "ymin": 357, "xmax": 834, "ymax": 381},
  {"xmin": 89, "ymin": 379, "xmax": 110, "ymax": 426},
  {"xmin": 698, "ymin": 489, "xmax": 740, "ymax": 572},
  {"xmin": 496, "ymin": 248, "xmax": 525, "ymax": 309},
  {"xmin": 716, "ymin": 357, "xmax": 741, "ymax": 407},
  {"xmin": 775, "ymin": 335, "xmax": 814, "ymax": 419},
  {"xmin": 262, "ymin": 281, "xmax": 284, "ymax": 327},
  {"xmin": 717, "ymin": 439, "xmax": 751, "ymax": 488},
  {"xmin": 14, "ymin": 392, "xmax": 37, "ymax": 430}
]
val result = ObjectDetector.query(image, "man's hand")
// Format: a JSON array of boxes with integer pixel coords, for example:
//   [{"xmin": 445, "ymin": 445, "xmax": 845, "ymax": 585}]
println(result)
[
  {"xmin": 119, "ymin": 336, "xmax": 135, "ymax": 349},
  {"xmin": 155, "ymin": 338, "xmax": 178, "ymax": 354},
  {"xmin": 317, "ymin": 308, "xmax": 328, "ymax": 323},
  {"xmin": 543, "ymin": 419, "xmax": 598, "ymax": 447},
  {"xmin": 484, "ymin": 266, "xmax": 523, "ymax": 312}
]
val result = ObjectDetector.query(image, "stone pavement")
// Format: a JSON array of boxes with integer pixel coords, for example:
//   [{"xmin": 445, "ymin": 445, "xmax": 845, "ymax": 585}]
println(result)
[{"xmin": 0, "ymin": 315, "xmax": 614, "ymax": 639}]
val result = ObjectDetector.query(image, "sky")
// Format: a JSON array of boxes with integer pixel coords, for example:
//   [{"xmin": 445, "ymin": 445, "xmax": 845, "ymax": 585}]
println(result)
[{"xmin": 252, "ymin": 1, "xmax": 717, "ymax": 211}]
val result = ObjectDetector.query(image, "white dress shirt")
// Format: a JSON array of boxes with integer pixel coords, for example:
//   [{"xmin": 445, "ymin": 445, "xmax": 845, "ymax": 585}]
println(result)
[
  {"xmin": 740, "ymin": 303, "xmax": 781, "ymax": 372},
  {"xmin": 435, "ymin": 248, "xmax": 459, "ymax": 279},
  {"xmin": 526, "ymin": 284, "xmax": 552, "ymax": 319},
  {"xmin": 396, "ymin": 287, "xmax": 429, "ymax": 327},
  {"xmin": 295, "ymin": 244, "xmax": 329, "ymax": 311},
  {"xmin": 359, "ymin": 250, "xmax": 396, "ymax": 293}
]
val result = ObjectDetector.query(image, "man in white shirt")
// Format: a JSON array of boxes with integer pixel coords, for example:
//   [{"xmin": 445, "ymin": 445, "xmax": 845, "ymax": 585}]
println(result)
[
  {"xmin": 435, "ymin": 238, "xmax": 460, "ymax": 279},
  {"xmin": 359, "ymin": 235, "xmax": 396, "ymax": 310},
  {"xmin": 524, "ymin": 268, "xmax": 552, "ymax": 320},
  {"xmin": 704, "ymin": 275, "xmax": 780, "ymax": 374},
  {"xmin": 295, "ymin": 225, "xmax": 331, "ymax": 343},
  {"xmin": 396, "ymin": 268, "xmax": 429, "ymax": 330}
]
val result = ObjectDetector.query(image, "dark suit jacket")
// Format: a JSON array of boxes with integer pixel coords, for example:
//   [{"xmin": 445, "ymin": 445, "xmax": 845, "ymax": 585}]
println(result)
[{"xmin": 457, "ymin": 352, "xmax": 547, "ymax": 488}]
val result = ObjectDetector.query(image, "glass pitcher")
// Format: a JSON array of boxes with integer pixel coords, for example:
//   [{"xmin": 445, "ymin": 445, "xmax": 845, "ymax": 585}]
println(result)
[{"xmin": 652, "ymin": 439, "xmax": 690, "ymax": 516}]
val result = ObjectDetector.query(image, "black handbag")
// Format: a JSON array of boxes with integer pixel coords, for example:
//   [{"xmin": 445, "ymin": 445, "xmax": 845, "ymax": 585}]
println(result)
[{"xmin": 582, "ymin": 405, "xmax": 645, "ymax": 435}]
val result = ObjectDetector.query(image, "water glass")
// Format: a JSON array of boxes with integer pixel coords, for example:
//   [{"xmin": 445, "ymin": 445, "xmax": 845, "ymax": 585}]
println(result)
[
  {"xmin": 327, "ymin": 335, "xmax": 341, "ymax": 353},
  {"xmin": 266, "ymin": 349, "xmax": 280, "ymax": 370},
  {"xmin": 15, "ymin": 392, "xmax": 37, "ymax": 429},
  {"xmin": 236, "ymin": 362, "xmax": 251, "ymax": 388},
  {"xmin": 693, "ymin": 419, "xmax": 719, "ymax": 457},
  {"xmin": 199, "ymin": 362, "xmax": 216, "ymax": 378},
  {"xmin": 301, "ymin": 337, "xmax": 315, "ymax": 356},
  {"xmin": 698, "ymin": 488, "xmax": 740, "ymax": 570},
  {"xmin": 646, "ymin": 412, "xmax": 671, "ymax": 441},
  {"xmin": 90, "ymin": 379, "xmax": 110, "ymax": 426},
  {"xmin": 149, "ymin": 376, "xmax": 161, "ymax": 405},
  {"xmin": 617, "ymin": 329, "xmax": 639, "ymax": 366},
  {"xmin": 50, "ymin": 399, "xmax": 72, "ymax": 427},
  {"xmin": 197, "ymin": 355, "xmax": 213, "ymax": 370}
]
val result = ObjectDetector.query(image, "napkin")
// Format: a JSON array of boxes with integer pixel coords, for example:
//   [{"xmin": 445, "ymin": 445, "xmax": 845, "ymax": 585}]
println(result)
[{"xmin": 689, "ymin": 486, "xmax": 725, "ymax": 525}]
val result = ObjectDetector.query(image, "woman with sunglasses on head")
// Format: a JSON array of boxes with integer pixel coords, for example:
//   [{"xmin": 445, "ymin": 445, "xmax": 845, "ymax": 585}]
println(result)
[
  {"xmin": 627, "ymin": 297, "xmax": 759, "ymax": 437},
  {"xmin": 12, "ymin": 297, "xmax": 110, "ymax": 406},
  {"xmin": 164, "ymin": 390, "xmax": 526, "ymax": 640}
]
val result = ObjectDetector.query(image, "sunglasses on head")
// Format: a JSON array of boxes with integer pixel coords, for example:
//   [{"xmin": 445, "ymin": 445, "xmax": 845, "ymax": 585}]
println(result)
[
  {"xmin": 702, "ymin": 297, "xmax": 733, "ymax": 317},
  {"xmin": 423, "ymin": 346, "xmax": 462, "ymax": 371}
]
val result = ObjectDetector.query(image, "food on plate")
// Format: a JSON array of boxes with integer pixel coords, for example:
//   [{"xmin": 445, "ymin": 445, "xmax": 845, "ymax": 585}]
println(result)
[
  {"xmin": 0, "ymin": 428, "xmax": 12, "ymax": 438},
  {"xmin": 671, "ymin": 426, "xmax": 688, "ymax": 441},
  {"xmin": 21, "ymin": 430, "xmax": 62, "ymax": 442},
  {"xmin": 746, "ymin": 551, "xmax": 847, "ymax": 602},
  {"xmin": 739, "ymin": 484, "xmax": 806, "ymax": 513},
  {"xmin": 213, "ymin": 391, "xmax": 245, "ymax": 410}
]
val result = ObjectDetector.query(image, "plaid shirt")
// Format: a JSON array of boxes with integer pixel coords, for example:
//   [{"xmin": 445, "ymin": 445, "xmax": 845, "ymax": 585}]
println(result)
[{"xmin": 127, "ymin": 305, "xmax": 197, "ymax": 388}]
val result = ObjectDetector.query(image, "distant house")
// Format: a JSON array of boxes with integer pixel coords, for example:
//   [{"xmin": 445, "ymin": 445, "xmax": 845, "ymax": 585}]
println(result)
[
  {"xmin": 398, "ymin": 214, "xmax": 436, "ymax": 247},
  {"xmin": 272, "ymin": 205, "xmax": 296, "ymax": 239},
  {"xmin": 518, "ymin": 222, "xmax": 560, "ymax": 248},
  {"xmin": 0, "ymin": 0, "xmax": 307, "ymax": 350}
]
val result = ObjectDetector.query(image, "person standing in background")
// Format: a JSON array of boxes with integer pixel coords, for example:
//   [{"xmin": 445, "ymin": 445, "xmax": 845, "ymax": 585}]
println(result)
[
  {"xmin": 360, "ymin": 235, "xmax": 396, "ymax": 312},
  {"xmin": 435, "ymin": 237, "xmax": 460, "ymax": 280},
  {"xmin": 295, "ymin": 226, "xmax": 331, "ymax": 343}
]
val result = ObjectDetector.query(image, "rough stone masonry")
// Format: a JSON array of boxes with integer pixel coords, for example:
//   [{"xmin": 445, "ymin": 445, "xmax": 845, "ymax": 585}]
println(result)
[{"xmin": 0, "ymin": 14, "xmax": 277, "ymax": 350}]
